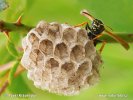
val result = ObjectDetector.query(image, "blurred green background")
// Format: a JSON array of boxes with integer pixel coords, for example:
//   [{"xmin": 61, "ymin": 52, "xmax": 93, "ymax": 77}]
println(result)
[{"xmin": 0, "ymin": 0, "xmax": 133, "ymax": 100}]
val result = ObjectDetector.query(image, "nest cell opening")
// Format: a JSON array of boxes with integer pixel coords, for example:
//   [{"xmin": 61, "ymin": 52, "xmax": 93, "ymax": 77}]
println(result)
[
  {"xmin": 28, "ymin": 33, "xmax": 39, "ymax": 44},
  {"xmin": 36, "ymin": 21, "xmax": 49, "ymax": 35},
  {"xmin": 63, "ymin": 27, "xmax": 76, "ymax": 43},
  {"xmin": 45, "ymin": 58, "xmax": 59, "ymax": 68},
  {"xmin": 77, "ymin": 29, "xmax": 88, "ymax": 44},
  {"xmin": 77, "ymin": 60, "xmax": 92, "ymax": 76},
  {"xmin": 54, "ymin": 42, "xmax": 69, "ymax": 60},
  {"xmin": 29, "ymin": 49, "xmax": 40, "ymax": 63},
  {"xmin": 70, "ymin": 45, "xmax": 85, "ymax": 62},
  {"xmin": 39, "ymin": 39, "xmax": 53, "ymax": 56},
  {"xmin": 86, "ymin": 70, "xmax": 99, "ymax": 85},
  {"xmin": 48, "ymin": 23, "xmax": 61, "ymax": 41},
  {"xmin": 61, "ymin": 62, "xmax": 75, "ymax": 73},
  {"xmin": 45, "ymin": 58, "xmax": 59, "ymax": 77},
  {"xmin": 85, "ymin": 41, "xmax": 96, "ymax": 58}
]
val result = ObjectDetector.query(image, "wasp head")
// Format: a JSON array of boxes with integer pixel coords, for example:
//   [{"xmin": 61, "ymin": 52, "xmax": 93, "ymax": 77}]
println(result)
[{"xmin": 91, "ymin": 19, "xmax": 105, "ymax": 34}]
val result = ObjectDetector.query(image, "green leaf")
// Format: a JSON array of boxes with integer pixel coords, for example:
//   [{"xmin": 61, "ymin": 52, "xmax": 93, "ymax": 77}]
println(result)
[
  {"xmin": 8, "ymin": 61, "xmax": 19, "ymax": 84},
  {"xmin": 6, "ymin": 40, "xmax": 19, "ymax": 58},
  {"xmin": 7, "ymin": 74, "xmax": 33, "ymax": 94},
  {"xmin": 9, "ymin": 32, "xmax": 21, "ymax": 45}
]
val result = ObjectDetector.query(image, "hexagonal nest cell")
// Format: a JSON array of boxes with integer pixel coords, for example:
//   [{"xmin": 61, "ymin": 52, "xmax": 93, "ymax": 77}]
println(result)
[{"xmin": 21, "ymin": 21, "xmax": 103, "ymax": 96}]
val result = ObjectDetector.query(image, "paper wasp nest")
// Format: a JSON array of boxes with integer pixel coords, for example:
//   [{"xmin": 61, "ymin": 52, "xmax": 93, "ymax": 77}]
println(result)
[{"xmin": 21, "ymin": 21, "xmax": 102, "ymax": 95}]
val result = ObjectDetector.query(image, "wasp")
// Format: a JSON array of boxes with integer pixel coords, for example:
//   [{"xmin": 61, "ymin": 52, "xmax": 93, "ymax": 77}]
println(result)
[{"xmin": 74, "ymin": 9, "xmax": 130, "ymax": 53}]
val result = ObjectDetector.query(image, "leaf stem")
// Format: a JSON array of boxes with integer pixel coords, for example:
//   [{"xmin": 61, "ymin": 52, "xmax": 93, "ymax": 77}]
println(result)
[
  {"xmin": 0, "ymin": 20, "xmax": 132, "ymax": 43},
  {"xmin": 0, "ymin": 20, "xmax": 32, "ymax": 35}
]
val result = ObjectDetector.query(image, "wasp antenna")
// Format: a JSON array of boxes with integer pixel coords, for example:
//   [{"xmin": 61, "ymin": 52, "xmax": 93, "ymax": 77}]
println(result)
[
  {"xmin": 80, "ymin": 9, "xmax": 89, "ymax": 15},
  {"xmin": 105, "ymin": 29, "xmax": 130, "ymax": 50},
  {"xmin": 15, "ymin": 13, "xmax": 24, "ymax": 25},
  {"xmin": 80, "ymin": 9, "xmax": 95, "ymax": 21}
]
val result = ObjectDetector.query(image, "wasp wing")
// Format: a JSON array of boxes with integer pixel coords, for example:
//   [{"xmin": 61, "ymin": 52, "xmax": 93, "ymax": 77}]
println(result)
[{"xmin": 105, "ymin": 30, "xmax": 129, "ymax": 50}]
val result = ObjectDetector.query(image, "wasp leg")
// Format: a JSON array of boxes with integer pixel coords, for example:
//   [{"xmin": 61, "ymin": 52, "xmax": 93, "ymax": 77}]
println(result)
[
  {"xmin": 99, "ymin": 40, "xmax": 106, "ymax": 54},
  {"xmin": 74, "ymin": 22, "xmax": 88, "ymax": 28},
  {"xmin": 92, "ymin": 33, "xmax": 103, "ymax": 41},
  {"xmin": 85, "ymin": 23, "xmax": 92, "ymax": 31}
]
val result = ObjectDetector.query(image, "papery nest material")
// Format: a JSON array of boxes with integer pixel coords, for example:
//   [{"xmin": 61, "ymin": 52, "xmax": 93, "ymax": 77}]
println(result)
[{"xmin": 21, "ymin": 21, "xmax": 103, "ymax": 95}]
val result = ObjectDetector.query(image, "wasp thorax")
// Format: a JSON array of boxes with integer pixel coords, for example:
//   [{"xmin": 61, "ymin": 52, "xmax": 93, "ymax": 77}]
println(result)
[{"xmin": 21, "ymin": 21, "xmax": 103, "ymax": 95}]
